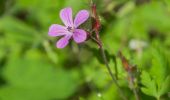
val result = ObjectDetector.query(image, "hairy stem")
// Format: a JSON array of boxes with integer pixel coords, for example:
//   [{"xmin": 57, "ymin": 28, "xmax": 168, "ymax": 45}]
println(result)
[
  {"xmin": 95, "ymin": 31, "xmax": 127, "ymax": 100},
  {"xmin": 133, "ymin": 87, "xmax": 140, "ymax": 100},
  {"xmin": 128, "ymin": 72, "xmax": 140, "ymax": 100},
  {"xmin": 100, "ymin": 44, "xmax": 127, "ymax": 100}
]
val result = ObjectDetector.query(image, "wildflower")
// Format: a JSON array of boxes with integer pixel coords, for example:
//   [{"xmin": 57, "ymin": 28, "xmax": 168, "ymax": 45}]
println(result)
[{"xmin": 48, "ymin": 7, "xmax": 89, "ymax": 48}]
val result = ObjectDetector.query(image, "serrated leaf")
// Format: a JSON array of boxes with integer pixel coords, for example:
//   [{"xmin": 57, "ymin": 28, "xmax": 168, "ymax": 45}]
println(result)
[
  {"xmin": 160, "ymin": 76, "xmax": 170, "ymax": 96},
  {"xmin": 141, "ymin": 48, "xmax": 170, "ymax": 99},
  {"xmin": 150, "ymin": 49, "xmax": 169, "ymax": 88},
  {"xmin": 141, "ymin": 71, "xmax": 158, "ymax": 98}
]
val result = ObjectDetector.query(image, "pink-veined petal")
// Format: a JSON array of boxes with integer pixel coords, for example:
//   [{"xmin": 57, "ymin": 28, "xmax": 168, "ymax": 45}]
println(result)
[
  {"xmin": 60, "ymin": 7, "xmax": 73, "ymax": 27},
  {"xmin": 48, "ymin": 24, "xmax": 67, "ymax": 37},
  {"xmin": 73, "ymin": 29, "xmax": 87, "ymax": 43},
  {"xmin": 74, "ymin": 10, "xmax": 89, "ymax": 28},
  {"xmin": 56, "ymin": 35, "xmax": 71, "ymax": 48}
]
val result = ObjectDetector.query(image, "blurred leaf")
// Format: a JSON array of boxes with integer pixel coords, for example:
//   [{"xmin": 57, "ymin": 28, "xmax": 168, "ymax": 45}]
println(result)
[
  {"xmin": 141, "ymin": 48, "xmax": 170, "ymax": 99},
  {"xmin": 15, "ymin": 0, "xmax": 63, "ymax": 10},
  {"xmin": 87, "ymin": 47, "xmax": 108, "ymax": 64},
  {"xmin": 14, "ymin": 0, "xmax": 65, "ymax": 29},
  {"xmin": 79, "ymin": 97, "xmax": 86, "ymax": 100},
  {"xmin": 0, "ymin": 0, "xmax": 5, "ymax": 15},
  {"xmin": 64, "ymin": 0, "xmax": 88, "ymax": 12},
  {"xmin": 111, "ymin": 1, "xmax": 170, "ymax": 40},
  {"xmin": 117, "ymin": 1, "xmax": 135, "ymax": 18},
  {"xmin": 0, "ymin": 43, "xmax": 6, "ymax": 60},
  {"xmin": 0, "ymin": 49, "xmax": 78, "ymax": 100},
  {"xmin": 150, "ymin": 49, "xmax": 169, "ymax": 88},
  {"xmin": 0, "ymin": 16, "xmax": 39, "ymax": 44},
  {"xmin": 130, "ymin": 1, "xmax": 170, "ymax": 37},
  {"xmin": 160, "ymin": 76, "xmax": 170, "ymax": 96},
  {"xmin": 43, "ymin": 40, "xmax": 58, "ymax": 64},
  {"xmin": 141, "ymin": 71, "xmax": 158, "ymax": 98}
]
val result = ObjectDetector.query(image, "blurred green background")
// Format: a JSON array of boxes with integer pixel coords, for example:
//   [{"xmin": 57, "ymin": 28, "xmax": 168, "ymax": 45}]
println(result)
[{"xmin": 0, "ymin": 0, "xmax": 170, "ymax": 100}]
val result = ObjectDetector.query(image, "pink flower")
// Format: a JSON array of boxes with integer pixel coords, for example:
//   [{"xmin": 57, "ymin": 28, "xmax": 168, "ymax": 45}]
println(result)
[{"xmin": 48, "ymin": 7, "xmax": 89, "ymax": 48}]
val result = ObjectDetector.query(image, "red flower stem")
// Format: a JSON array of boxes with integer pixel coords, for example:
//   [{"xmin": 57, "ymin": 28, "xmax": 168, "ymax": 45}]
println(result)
[{"xmin": 88, "ymin": 32, "xmax": 101, "ymax": 47}]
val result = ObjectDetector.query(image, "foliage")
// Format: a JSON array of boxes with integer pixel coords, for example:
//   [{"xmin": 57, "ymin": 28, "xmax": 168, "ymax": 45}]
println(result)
[{"xmin": 0, "ymin": 0, "xmax": 170, "ymax": 100}]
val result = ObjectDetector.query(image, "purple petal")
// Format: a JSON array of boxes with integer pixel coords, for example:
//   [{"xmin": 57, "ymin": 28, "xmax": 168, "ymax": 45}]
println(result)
[
  {"xmin": 56, "ymin": 35, "xmax": 71, "ymax": 48},
  {"xmin": 60, "ymin": 7, "xmax": 73, "ymax": 27},
  {"xmin": 74, "ymin": 10, "xmax": 89, "ymax": 28},
  {"xmin": 48, "ymin": 24, "xmax": 68, "ymax": 37},
  {"xmin": 73, "ymin": 29, "xmax": 87, "ymax": 43}
]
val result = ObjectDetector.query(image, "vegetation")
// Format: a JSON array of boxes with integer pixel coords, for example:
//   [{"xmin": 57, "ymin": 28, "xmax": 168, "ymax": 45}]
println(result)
[{"xmin": 0, "ymin": 0, "xmax": 170, "ymax": 100}]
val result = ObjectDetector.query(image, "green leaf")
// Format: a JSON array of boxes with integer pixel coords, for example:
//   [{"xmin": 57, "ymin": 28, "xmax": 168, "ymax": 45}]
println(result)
[
  {"xmin": 160, "ymin": 76, "xmax": 170, "ymax": 96},
  {"xmin": 141, "ymin": 71, "xmax": 158, "ymax": 98},
  {"xmin": 150, "ymin": 49, "xmax": 169, "ymax": 88},
  {"xmin": 141, "ymin": 48, "xmax": 170, "ymax": 99},
  {"xmin": 117, "ymin": 1, "xmax": 135, "ymax": 18},
  {"xmin": 0, "ymin": 16, "xmax": 39, "ymax": 44},
  {"xmin": 131, "ymin": 1, "xmax": 170, "ymax": 33},
  {"xmin": 87, "ymin": 47, "xmax": 111, "ymax": 64},
  {"xmin": 0, "ymin": 49, "xmax": 78, "ymax": 100}
]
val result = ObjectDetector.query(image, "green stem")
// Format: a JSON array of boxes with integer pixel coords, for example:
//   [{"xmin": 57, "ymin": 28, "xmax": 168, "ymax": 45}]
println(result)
[
  {"xmin": 156, "ymin": 96, "xmax": 160, "ymax": 100},
  {"xmin": 128, "ymin": 72, "xmax": 140, "ymax": 100},
  {"xmin": 95, "ymin": 32, "xmax": 127, "ymax": 100},
  {"xmin": 100, "ymin": 45, "xmax": 127, "ymax": 100}
]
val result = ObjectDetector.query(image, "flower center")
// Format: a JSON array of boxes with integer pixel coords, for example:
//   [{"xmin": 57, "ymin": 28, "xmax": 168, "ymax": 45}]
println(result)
[{"xmin": 67, "ymin": 26, "xmax": 74, "ymax": 33}]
